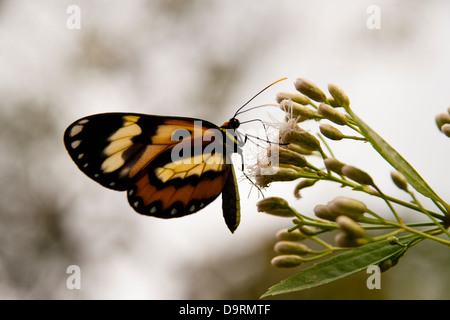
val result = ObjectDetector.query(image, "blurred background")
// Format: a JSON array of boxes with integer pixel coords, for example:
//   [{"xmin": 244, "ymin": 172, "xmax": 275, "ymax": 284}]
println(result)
[{"xmin": 0, "ymin": 0, "xmax": 449, "ymax": 299}]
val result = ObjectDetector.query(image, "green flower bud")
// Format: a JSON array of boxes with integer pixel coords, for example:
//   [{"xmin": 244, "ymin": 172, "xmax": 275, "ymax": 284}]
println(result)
[
  {"xmin": 280, "ymin": 125, "xmax": 321, "ymax": 152},
  {"xmin": 294, "ymin": 179, "xmax": 318, "ymax": 199},
  {"xmin": 271, "ymin": 255, "xmax": 303, "ymax": 268},
  {"xmin": 294, "ymin": 78, "xmax": 327, "ymax": 102},
  {"xmin": 390, "ymin": 171, "xmax": 408, "ymax": 191},
  {"xmin": 334, "ymin": 232, "xmax": 367, "ymax": 247},
  {"xmin": 317, "ymin": 103, "xmax": 348, "ymax": 125},
  {"xmin": 251, "ymin": 157, "xmax": 303, "ymax": 188},
  {"xmin": 435, "ymin": 112, "xmax": 450, "ymax": 130},
  {"xmin": 378, "ymin": 259, "xmax": 393, "ymax": 272},
  {"xmin": 270, "ymin": 145, "xmax": 308, "ymax": 168},
  {"xmin": 341, "ymin": 165, "xmax": 374, "ymax": 185},
  {"xmin": 379, "ymin": 252, "xmax": 401, "ymax": 272},
  {"xmin": 323, "ymin": 158, "xmax": 346, "ymax": 175},
  {"xmin": 276, "ymin": 91, "xmax": 311, "ymax": 105},
  {"xmin": 335, "ymin": 215, "xmax": 365, "ymax": 238},
  {"xmin": 299, "ymin": 225, "xmax": 316, "ymax": 236},
  {"xmin": 256, "ymin": 197, "xmax": 294, "ymax": 217},
  {"xmin": 286, "ymin": 143, "xmax": 315, "ymax": 155},
  {"xmin": 328, "ymin": 83, "xmax": 350, "ymax": 108},
  {"xmin": 327, "ymin": 96, "xmax": 341, "ymax": 108},
  {"xmin": 276, "ymin": 229, "xmax": 307, "ymax": 241},
  {"xmin": 326, "ymin": 196, "xmax": 367, "ymax": 221},
  {"xmin": 313, "ymin": 204, "xmax": 335, "ymax": 221},
  {"xmin": 319, "ymin": 123, "xmax": 344, "ymax": 140},
  {"xmin": 274, "ymin": 241, "xmax": 310, "ymax": 255},
  {"xmin": 280, "ymin": 99, "xmax": 316, "ymax": 120}
]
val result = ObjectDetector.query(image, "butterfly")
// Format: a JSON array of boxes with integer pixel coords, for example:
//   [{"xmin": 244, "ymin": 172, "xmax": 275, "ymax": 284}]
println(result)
[{"xmin": 63, "ymin": 78, "xmax": 286, "ymax": 234}]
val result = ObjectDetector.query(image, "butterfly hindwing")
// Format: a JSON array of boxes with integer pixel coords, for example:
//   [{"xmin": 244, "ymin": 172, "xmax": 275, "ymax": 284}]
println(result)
[
  {"xmin": 64, "ymin": 112, "xmax": 241, "ymax": 233},
  {"xmin": 128, "ymin": 150, "xmax": 233, "ymax": 219}
]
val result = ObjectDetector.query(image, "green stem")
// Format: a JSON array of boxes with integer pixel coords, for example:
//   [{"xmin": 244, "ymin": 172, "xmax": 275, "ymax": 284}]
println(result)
[
  {"xmin": 409, "ymin": 190, "xmax": 450, "ymax": 238},
  {"xmin": 342, "ymin": 135, "xmax": 367, "ymax": 141},
  {"xmin": 322, "ymin": 174, "xmax": 445, "ymax": 221},
  {"xmin": 372, "ymin": 183, "xmax": 404, "ymax": 225}
]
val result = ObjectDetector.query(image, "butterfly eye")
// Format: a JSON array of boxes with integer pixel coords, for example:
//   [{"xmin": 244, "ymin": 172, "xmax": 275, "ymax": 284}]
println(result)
[{"xmin": 228, "ymin": 118, "xmax": 240, "ymax": 129}]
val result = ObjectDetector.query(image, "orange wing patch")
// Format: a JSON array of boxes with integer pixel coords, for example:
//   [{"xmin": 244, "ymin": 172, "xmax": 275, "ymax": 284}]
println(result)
[{"xmin": 130, "ymin": 165, "xmax": 230, "ymax": 218}]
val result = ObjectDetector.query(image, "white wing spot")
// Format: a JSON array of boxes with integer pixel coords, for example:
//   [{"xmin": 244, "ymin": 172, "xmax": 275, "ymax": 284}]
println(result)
[
  {"xmin": 189, "ymin": 204, "xmax": 196, "ymax": 212},
  {"xmin": 133, "ymin": 201, "xmax": 139, "ymax": 207},
  {"xmin": 70, "ymin": 124, "xmax": 84, "ymax": 137},
  {"xmin": 149, "ymin": 206, "xmax": 157, "ymax": 214},
  {"xmin": 83, "ymin": 163, "xmax": 88, "ymax": 168},
  {"xmin": 128, "ymin": 189, "xmax": 134, "ymax": 196},
  {"xmin": 71, "ymin": 140, "xmax": 81, "ymax": 149},
  {"xmin": 77, "ymin": 153, "xmax": 84, "ymax": 159},
  {"xmin": 199, "ymin": 202, "xmax": 205, "ymax": 208},
  {"xmin": 170, "ymin": 208, "xmax": 177, "ymax": 216},
  {"xmin": 109, "ymin": 182, "xmax": 116, "ymax": 187}
]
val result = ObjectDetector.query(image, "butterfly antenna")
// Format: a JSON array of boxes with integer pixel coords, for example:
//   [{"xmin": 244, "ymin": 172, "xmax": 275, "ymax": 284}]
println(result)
[
  {"xmin": 239, "ymin": 118, "xmax": 269, "ymax": 140},
  {"xmin": 234, "ymin": 77, "xmax": 287, "ymax": 117}
]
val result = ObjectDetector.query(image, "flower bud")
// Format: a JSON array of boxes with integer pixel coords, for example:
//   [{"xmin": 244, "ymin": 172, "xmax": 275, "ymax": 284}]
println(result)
[
  {"xmin": 319, "ymin": 123, "xmax": 344, "ymax": 140},
  {"xmin": 256, "ymin": 197, "xmax": 294, "ymax": 217},
  {"xmin": 317, "ymin": 103, "xmax": 348, "ymax": 125},
  {"xmin": 335, "ymin": 215, "xmax": 365, "ymax": 238},
  {"xmin": 314, "ymin": 204, "xmax": 336, "ymax": 221},
  {"xmin": 379, "ymin": 254, "xmax": 401, "ymax": 272},
  {"xmin": 274, "ymin": 241, "xmax": 310, "ymax": 255},
  {"xmin": 328, "ymin": 83, "xmax": 350, "ymax": 108},
  {"xmin": 294, "ymin": 179, "xmax": 318, "ymax": 199},
  {"xmin": 271, "ymin": 255, "xmax": 303, "ymax": 268},
  {"xmin": 327, "ymin": 96, "xmax": 341, "ymax": 108},
  {"xmin": 341, "ymin": 165, "xmax": 374, "ymax": 185},
  {"xmin": 390, "ymin": 171, "xmax": 408, "ymax": 191},
  {"xmin": 294, "ymin": 78, "xmax": 327, "ymax": 102},
  {"xmin": 435, "ymin": 112, "xmax": 450, "ymax": 130},
  {"xmin": 251, "ymin": 158, "xmax": 303, "ymax": 188},
  {"xmin": 269, "ymin": 145, "xmax": 308, "ymax": 168},
  {"xmin": 299, "ymin": 225, "xmax": 316, "ymax": 236},
  {"xmin": 276, "ymin": 91, "xmax": 311, "ymax": 105},
  {"xmin": 280, "ymin": 125, "xmax": 321, "ymax": 152},
  {"xmin": 280, "ymin": 99, "xmax": 316, "ymax": 120},
  {"xmin": 334, "ymin": 232, "xmax": 367, "ymax": 247},
  {"xmin": 441, "ymin": 123, "xmax": 450, "ymax": 137},
  {"xmin": 276, "ymin": 228, "xmax": 307, "ymax": 241},
  {"xmin": 326, "ymin": 196, "xmax": 367, "ymax": 221},
  {"xmin": 286, "ymin": 143, "xmax": 315, "ymax": 155},
  {"xmin": 268, "ymin": 167, "xmax": 302, "ymax": 184},
  {"xmin": 323, "ymin": 158, "xmax": 346, "ymax": 175},
  {"xmin": 378, "ymin": 259, "xmax": 393, "ymax": 272}
]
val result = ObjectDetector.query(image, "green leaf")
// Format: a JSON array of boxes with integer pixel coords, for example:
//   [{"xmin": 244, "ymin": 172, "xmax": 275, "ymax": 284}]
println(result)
[
  {"xmin": 346, "ymin": 108, "xmax": 448, "ymax": 211},
  {"xmin": 261, "ymin": 236, "xmax": 415, "ymax": 298}
]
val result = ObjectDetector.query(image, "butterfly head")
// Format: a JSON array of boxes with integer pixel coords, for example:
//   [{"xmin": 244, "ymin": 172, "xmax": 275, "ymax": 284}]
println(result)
[{"xmin": 222, "ymin": 117, "xmax": 240, "ymax": 130}]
